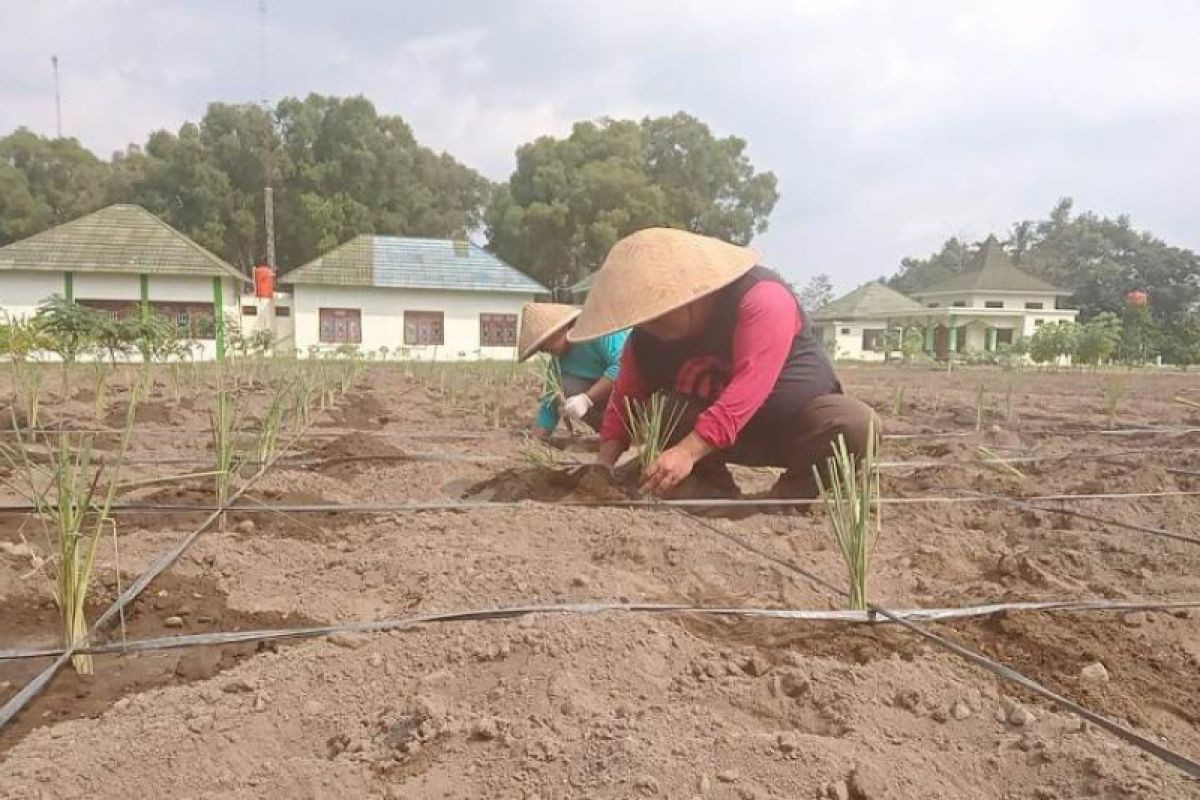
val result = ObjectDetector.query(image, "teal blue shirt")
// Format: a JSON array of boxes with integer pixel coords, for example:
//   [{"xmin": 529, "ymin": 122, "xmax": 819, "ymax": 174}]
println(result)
[{"xmin": 536, "ymin": 330, "xmax": 629, "ymax": 431}]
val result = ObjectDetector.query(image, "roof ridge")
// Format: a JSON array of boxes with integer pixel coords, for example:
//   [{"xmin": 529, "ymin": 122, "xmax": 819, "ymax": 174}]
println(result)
[{"xmin": 134, "ymin": 205, "xmax": 246, "ymax": 282}]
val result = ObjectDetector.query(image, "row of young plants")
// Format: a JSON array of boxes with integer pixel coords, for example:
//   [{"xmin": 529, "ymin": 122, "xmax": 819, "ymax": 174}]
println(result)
[{"xmin": 0, "ymin": 338, "xmax": 366, "ymax": 675}]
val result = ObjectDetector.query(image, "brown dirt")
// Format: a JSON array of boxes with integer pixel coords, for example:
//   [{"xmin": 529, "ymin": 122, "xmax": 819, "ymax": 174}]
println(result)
[
  {"xmin": 465, "ymin": 464, "xmax": 639, "ymax": 502},
  {"xmin": 1, "ymin": 363, "xmax": 1198, "ymax": 798},
  {"xmin": 0, "ymin": 573, "xmax": 310, "ymax": 752}
]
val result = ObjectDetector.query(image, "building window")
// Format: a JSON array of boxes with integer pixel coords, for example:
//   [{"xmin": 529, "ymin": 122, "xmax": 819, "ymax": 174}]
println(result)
[
  {"xmin": 1034, "ymin": 319, "xmax": 1044, "ymax": 327},
  {"xmin": 319, "ymin": 308, "xmax": 362, "ymax": 344},
  {"xmin": 985, "ymin": 301, "xmax": 1004, "ymax": 309},
  {"xmin": 404, "ymin": 311, "xmax": 444, "ymax": 346},
  {"xmin": 840, "ymin": 327, "xmax": 851, "ymax": 335},
  {"xmin": 276, "ymin": 306, "xmax": 291, "ymax": 317},
  {"xmin": 952, "ymin": 300, "xmax": 967, "ymax": 307},
  {"xmin": 861, "ymin": 329, "xmax": 885, "ymax": 352},
  {"xmin": 242, "ymin": 305, "xmax": 258, "ymax": 316},
  {"xmin": 1025, "ymin": 301, "xmax": 1044, "ymax": 310},
  {"xmin": 153, "ymin": 302, "xmax": 216, "ymax": 339},
  {"xmin": 926, "ymin": 302, "xmax": 939, "ymax": 308},
  {"xmin": 996, "ymin": 328, "xmax": 1014, "ymax": 346},
  {"xmin": 79, "ymin": 299, "xmax": 139, "ymax": 320},
  {"xmin": 479, "ymin": 313, "xmax": 517, "ymax": 347}
]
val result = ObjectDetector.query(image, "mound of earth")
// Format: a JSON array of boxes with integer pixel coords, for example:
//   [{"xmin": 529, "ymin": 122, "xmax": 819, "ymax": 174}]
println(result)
[
  {"xmin": 317, "ymin": 391, "xmax": 390, "ymax": 429},
  {"xmin": 465, "ymin": 465, "xmax": 638, "ymax": 502}
]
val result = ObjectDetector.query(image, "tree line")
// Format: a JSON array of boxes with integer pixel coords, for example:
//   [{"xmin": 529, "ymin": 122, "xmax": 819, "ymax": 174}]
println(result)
[{"xmin": 0, "ymin": 96, "xmax": 777, "ymax": 288}]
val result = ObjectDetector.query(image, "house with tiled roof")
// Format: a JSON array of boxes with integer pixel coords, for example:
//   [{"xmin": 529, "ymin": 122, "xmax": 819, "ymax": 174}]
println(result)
[
  {"xmin": 281, "ymin": 234, "xmax": 548, "ymax": 359},
  {"xmin": 810, "ymin": 282, "xmax": 924, "ymax": 361},
  {"xmin": 0, "ymin": 204, "xmax": 247, "ymax": 359},
  {"xmin": 813, "ymin": 236, "xmax": 1077, "ymax": 361}
]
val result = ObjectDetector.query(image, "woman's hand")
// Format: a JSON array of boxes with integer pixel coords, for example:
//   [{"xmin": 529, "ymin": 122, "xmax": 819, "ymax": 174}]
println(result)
[{"xmin": 641, "ymin": 445, "xmax": 696, "ymax": 495}]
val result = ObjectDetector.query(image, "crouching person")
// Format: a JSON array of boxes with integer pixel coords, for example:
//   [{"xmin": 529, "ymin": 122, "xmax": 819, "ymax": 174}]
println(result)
[
  {"xmin": 569, "ymin": 228, "xmax": 877, "ymax": 498},
  {"xmin": 518, "ymin": 303, "xmax": 628, "ymax": 439}
]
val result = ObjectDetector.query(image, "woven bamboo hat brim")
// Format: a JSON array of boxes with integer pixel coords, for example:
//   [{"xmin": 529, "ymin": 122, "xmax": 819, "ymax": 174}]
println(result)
[
  {"xmin": 518, "ymin": 303, "xmax": 581, "ymax": 362},
  {"xmin": 569, "ymin": 228, "xmax": 759, "ymax": 342}
]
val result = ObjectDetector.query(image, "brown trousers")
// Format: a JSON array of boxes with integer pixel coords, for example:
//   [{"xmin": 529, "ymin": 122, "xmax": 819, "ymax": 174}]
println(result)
[{"xmin": 668, "ymin": 393, "xmax": 878, "ymax": 499}]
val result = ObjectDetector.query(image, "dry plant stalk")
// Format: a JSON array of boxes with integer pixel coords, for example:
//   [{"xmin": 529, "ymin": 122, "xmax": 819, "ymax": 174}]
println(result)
[
  {"xmin": 539, "ymin": 356, "xmax": 575, "ymax": 435},
  {"xmin": 975, "ymin": 445, "xmax": 1026, "ymax": 481},
  {"xmin": 813, "ymin": 421, "xmax": 879, "ymax": 610},
  {"xmin": 623, "ymin": 393, "xmax": 685, "ymax": 474},
  {"xmin": 1100, "ymin": 376, "xmax": 1128, "ymax": 429}
]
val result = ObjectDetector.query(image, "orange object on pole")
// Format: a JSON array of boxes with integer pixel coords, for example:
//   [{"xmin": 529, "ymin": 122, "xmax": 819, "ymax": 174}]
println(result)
[{"xmin": 254, "ymin": 264, "xmax": 275, "ymax": 299}]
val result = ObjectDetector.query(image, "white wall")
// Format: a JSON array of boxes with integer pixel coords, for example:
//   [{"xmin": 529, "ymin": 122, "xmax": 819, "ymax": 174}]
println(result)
[
  {"xmin": 291, "ymin": 284, "xmax": 535, "ymax": 361},
  {"xmin": 1, "ymin": 270, "xmax": 64, "ymax": 320},
  {"xmin": 0, "ymin": 269, "xmax": 240, "ymax": 361},
  {"xmin": 819, "ymin": 321, "xmax": 890, "ymax": 362}
]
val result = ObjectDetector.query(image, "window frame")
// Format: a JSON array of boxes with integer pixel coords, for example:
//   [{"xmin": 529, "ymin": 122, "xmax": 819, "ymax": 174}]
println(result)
[
  {"xmin": 479, "ymin": 313, "xmax": 518, "ymax": 348},
  {"xmin": 984, "ymin": 300, "xmax": 1004, "ymax": 309},
  {"xmin": 1025, "ymin": 301, "xmax": 1044, "ymax": 310},
  {"xmin": 318, "ymin": 307, "xmax": 363, "ymax": 345},
  {"xmin": 861, "ymin": 328, "xmax": 886, "ymax": 352},
  {"xmin": 404, "ymin": 310, "xmax": 445, "ymax": 346}
]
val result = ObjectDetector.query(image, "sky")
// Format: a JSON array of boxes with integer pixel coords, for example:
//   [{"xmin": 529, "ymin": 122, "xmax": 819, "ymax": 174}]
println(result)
[{"xmin": 3, "ymin": 0, "xmax": 1199, "ymax": 291}]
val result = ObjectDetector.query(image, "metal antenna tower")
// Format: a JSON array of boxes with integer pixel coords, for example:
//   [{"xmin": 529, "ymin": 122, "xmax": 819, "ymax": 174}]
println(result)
[{"xmin": 50, "ymin": 55, "xmax": 62, "ymax": 138}]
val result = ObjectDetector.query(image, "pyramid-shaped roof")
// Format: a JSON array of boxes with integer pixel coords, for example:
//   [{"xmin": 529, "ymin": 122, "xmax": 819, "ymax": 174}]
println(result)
[
  {"xmin": 811, "ymin": 281, "xmax": 924, "ymax": 321},
  {"xmin": 283, "ymin": 234, "xmax": 548, "ymax": 294},
  {"xmin": 913, "ymin": 236, "xmax": 1066, "ymax": 296},
  {"xmin": 0, "ymin": 204, "xmax": 243, "ymax": 281}
]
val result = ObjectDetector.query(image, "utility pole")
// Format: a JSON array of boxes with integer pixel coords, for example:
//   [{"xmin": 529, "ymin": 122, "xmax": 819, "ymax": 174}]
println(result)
[
  {"xmin": 50, "ymin": 55, "xmax": 62, "ymax": 138},
  {"xmin": 258, "ymin": 0, "xmax": 277, "ymax": 274},
  {"xmin": 264, "ymin": 186, "xmax": 276, "ymax": 270}
]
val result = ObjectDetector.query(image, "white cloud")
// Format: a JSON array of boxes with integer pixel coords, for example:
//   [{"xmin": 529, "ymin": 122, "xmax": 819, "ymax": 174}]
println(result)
[{"xmin": 1, "ymin": 0, "xmax": 1197, "ymax": 288}]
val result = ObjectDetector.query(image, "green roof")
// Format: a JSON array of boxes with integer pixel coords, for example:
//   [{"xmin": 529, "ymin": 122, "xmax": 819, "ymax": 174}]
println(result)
[
  {"xmin": 283, "ymin": 234, "xmax": 547, "ymax": 294},
  {"xmin": 914, "ymin": 236, "xmax": 1066, "ymax": 295},
  {"xmin": 811, "ymin": 281, "xmax": 924, "ymax": 321},
  {"xmin": 0, "ymin": 204, "xmax": 244, "ymax": 281}
]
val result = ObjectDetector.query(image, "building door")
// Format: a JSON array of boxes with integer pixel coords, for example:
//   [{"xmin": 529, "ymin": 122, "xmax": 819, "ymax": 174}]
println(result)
[{"xmin": 934, "ymin": 325, "xmax": 950, "ymax": 360}]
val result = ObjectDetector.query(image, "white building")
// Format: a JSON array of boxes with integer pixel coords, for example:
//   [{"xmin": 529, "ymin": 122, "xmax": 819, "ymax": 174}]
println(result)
[
  {"xmin": 813, "ymin": 237, "xmax": 1078, "ymax": 361},
  {"xmin": 0, "ymin": 204, "xmax": 246, "ymax": 360},
  {"xmin": 281, "ymin": 235, "xmax": 547, "ymax": 360},
  {"xmin": 811, "ymin": 282, "xmax": 925, "ymax": 362}
]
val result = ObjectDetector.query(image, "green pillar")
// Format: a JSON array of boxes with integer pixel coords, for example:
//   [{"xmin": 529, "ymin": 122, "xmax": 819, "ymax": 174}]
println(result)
[
  {"xmin": 212, "ymin": 277, "xmax": 226, "ymax": 361},
  {"xmin": 948, "ymin": 315, "xmax": 958, "ymax": 353},
  {"xmin": 987, "ymin": 327, "xmax": 997, "ymax": 352},
  {"xmin": 139, "ymin": 274, "xmax": 150, "ymax": 321},
  {"xmin": 64, "ymin": 272, "xmax": 74, "ymax": 303},
  {"xmin": 923, "ymin": 320, "xmax": 934, "ymax": 353}
]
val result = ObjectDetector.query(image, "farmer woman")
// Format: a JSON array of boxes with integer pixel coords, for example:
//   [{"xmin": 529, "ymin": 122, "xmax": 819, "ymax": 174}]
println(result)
[
  {"xmin": 569, "ymin": 228, "xmax": 876, "ymax": 498},
  {"xmin": 518, "ymin": 303, "xmax": 629, "ymax": 439}
]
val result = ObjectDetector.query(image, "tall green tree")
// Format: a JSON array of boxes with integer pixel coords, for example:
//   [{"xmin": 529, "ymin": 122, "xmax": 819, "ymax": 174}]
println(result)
[
  {"xmin": 0, "ymin": 129, "xmax": 110, "ymax": 244},
  {"xmin": 798, "ymin": 273, "xmax": 834, "ymax": 311},
  {"xmin": 486, "ymin": 113, "xmax": 778, "ymax": 286}
]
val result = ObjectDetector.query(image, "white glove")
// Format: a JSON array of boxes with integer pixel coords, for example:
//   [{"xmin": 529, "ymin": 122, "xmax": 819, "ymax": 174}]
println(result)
[{"xmin": 562, "ymin": 393, "xmax": 594, "ymax": 421}]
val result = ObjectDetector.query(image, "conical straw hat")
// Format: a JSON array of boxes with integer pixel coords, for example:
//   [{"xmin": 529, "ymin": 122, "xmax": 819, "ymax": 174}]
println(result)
[
  {"xmin": 518, "ymin": 303, "xmax": 581, "ymax": 362},
  {"xmin": 569, "ymin": 228, "xmax": 759, "ymax": 342}
]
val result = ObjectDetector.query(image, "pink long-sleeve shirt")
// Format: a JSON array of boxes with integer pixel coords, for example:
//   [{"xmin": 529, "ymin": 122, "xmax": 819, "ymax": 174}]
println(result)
[{"xmin": 600, "ymin": 281, "xmax": 803, "ymax": 449}]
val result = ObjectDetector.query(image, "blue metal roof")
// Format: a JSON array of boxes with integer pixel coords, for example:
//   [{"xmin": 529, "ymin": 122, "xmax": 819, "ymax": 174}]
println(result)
[{"xmin": 282, "ymin": 234, "xmax": 547, "ymax": 294}]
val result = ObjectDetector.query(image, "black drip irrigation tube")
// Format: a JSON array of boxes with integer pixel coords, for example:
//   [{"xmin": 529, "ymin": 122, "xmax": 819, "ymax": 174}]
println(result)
[
  {"xmin": 671, "ymin": 508, "xmax": 1200, "ymax": 780},
  {"xmin": 3, "ymin": 488, "xmax": 1197, "ymax": 516},
  {"xmin": 2, "ymin": 599, "xmax": 1197, "ymax": 663},
  {"xmin": 3, "ymin": 414, "xmax": 1199, "ymax": 777}
]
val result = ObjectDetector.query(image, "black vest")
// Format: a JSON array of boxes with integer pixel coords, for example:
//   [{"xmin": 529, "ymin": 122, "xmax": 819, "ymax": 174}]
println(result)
[{"xmin": 629, "ymin": 266, "xmax": 841, "ymax": 435}]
